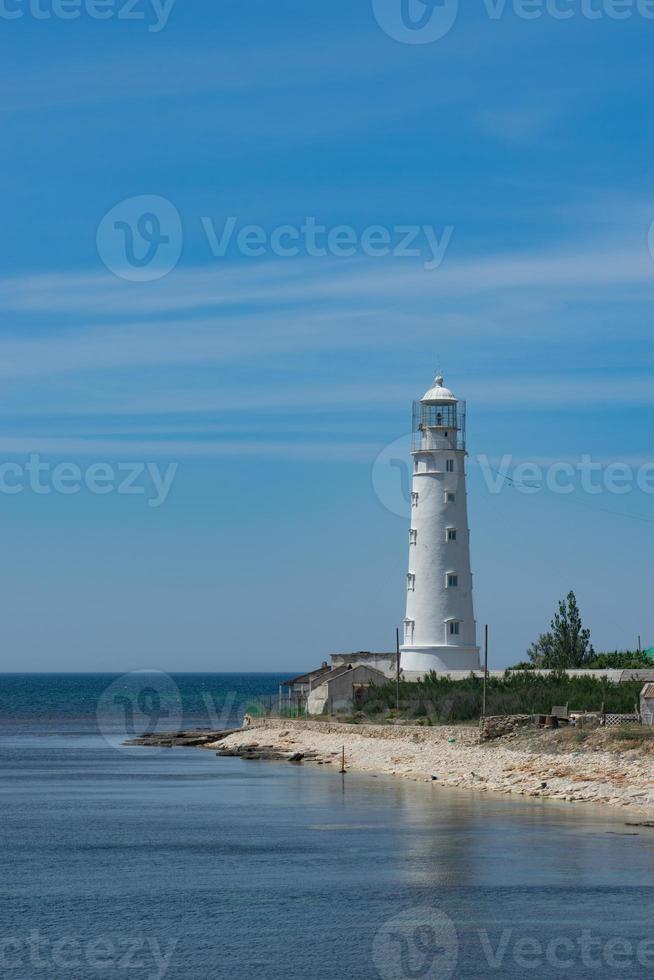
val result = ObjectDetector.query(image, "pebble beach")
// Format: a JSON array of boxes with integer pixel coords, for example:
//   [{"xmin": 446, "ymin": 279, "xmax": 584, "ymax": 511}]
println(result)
[{"xmin": 214, "ymin": 718, "xmax": 654, "ymax": 815}]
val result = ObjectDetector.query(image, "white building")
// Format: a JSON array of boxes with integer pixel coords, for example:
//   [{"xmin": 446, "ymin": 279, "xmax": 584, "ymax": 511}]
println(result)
[
  {"xmin": 306, "ymin": 664, "xmax": 388, "ymax": 715},
  {"xmin": 400, "ymin": 374, "xmax": 480, "ymax": 678},
  {"xmin": 641, "ymin": 683, "xmax": 654, "ymax": 725}
]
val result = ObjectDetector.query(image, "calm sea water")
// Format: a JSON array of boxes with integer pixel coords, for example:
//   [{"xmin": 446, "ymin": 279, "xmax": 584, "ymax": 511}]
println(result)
[
  {"xmin": 0, "ymin": 673, "xmax": 287, "ymax": 735},
  {"xmin": 1, "ymin": 674, "xmax": 654, "ymax": 980}
]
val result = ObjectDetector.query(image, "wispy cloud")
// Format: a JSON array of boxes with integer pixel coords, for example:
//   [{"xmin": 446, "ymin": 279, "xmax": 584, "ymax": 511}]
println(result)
[
  {"xmin": 0, "ymin": 309, "xmax": 389, "ymax": 381},
  {"xmin": 0, "ymin": 236, "xmax": 652, "ymax": 439},
  {"xmin": 0, "ymin": 37, "xmax": 423, "ymax": 115},
  {"xmin": 4, "ymin": 240, "xmax": 653, "ymax": 320},
  {"xmin": 0, "ymin": 435, "xmax": 379, "ymax": 462},
  {"xmin": 478, "ymin": 107, "xmax": 558, "ymax": 144}
]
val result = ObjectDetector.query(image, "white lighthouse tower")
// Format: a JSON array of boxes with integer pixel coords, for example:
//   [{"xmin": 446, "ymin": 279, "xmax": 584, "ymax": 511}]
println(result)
[{"xmin": 400, "ymin": 374, "xmax": 480, "ymax": 678}]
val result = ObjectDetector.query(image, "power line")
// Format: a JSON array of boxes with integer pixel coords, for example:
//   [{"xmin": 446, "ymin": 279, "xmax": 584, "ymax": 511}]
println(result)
[{"xmin": 485, "ymin": 466, "xmax": 654, "ymax": 527}]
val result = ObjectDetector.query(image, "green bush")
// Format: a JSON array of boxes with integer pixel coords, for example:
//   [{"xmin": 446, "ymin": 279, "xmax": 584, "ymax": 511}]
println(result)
[
  {"xmin": 584, "ymin": 650, "xmax": 654, "ymax": 669},
  {"xmin": 363, "ymin": 671, "xmax": 641, "ymax": 723},
  {"xmin": 512, "ymin": 649, "xmax": 652, "ymax": 670}
]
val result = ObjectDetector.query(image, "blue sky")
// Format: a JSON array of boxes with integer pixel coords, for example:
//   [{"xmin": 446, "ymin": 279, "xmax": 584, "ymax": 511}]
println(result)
[{"xmin": 1, "ymin": 1, "xmax": 653, "ymax": 671}]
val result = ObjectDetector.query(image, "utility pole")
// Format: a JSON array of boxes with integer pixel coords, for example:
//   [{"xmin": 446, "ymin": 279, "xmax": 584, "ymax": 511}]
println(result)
[
  {"xmin": 482, "ymin": 624, "xmax": 489, "ymax": 719},
  {"xmin": 638, "ymin": 635, "xmax": 642, "ymax": 652},
  {"xmin": 395, "ymin": 627, "xmax": 400, "ymax": 712}
]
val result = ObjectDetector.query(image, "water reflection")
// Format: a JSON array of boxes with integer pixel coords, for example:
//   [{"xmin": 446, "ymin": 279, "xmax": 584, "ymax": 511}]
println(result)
[{"xmin": 2, "ymin": 736, "xmax": 654, "ymax": 980}]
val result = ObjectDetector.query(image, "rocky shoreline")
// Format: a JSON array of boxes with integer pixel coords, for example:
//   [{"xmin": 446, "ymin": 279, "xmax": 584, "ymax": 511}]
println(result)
[
  {"xmin": 208, "ymin": 719, "xmax": 654, "ymax": 814},
  {"xmin": 127, "ymin": 718, "xmax": 654, "ymax": 815},
  {"xmin": 125, "ymin": 728, "xmax": 240, "ymax": 748}
]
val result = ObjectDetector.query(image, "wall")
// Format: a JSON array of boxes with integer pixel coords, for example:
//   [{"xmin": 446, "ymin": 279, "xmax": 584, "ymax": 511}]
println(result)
[
  {"xmin": 307, "ymin": 666, "xmax": 388, "ymax": 715},
  {"xmin": 244, "ymin": 716, "xmax": 481, "ymax": 745}
]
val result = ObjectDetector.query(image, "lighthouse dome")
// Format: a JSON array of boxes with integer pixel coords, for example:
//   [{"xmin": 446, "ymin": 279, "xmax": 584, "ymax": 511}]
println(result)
[{"xmin": 421, "ymin": 375, "xmax": 456, "ymax": 403}]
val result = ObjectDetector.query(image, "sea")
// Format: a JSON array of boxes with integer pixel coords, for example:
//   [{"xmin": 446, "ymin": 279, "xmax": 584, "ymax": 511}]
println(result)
[{"xmin": 1, "ymin": 672, "xmax": 654, "ymax": 980}]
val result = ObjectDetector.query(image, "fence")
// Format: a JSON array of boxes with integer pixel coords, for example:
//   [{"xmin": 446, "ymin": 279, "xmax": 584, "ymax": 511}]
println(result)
[
  {"xmin": 603, "ymin": 713, "xmax": 640, "ymax": 727},
  {"xmin": 245, "ymin": 694, "xmax": 308, "ymax": 720}
]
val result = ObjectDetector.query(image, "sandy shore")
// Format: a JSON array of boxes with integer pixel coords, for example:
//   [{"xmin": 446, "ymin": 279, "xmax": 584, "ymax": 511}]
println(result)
[{"xmin": 213, "ymin": 719, "xmax": 654, "ymax": 814}]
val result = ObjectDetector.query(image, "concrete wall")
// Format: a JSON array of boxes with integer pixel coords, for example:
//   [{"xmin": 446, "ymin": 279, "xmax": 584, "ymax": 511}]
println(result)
[
  {"xmin": 244, "ymin": 715, "xmax": 481, "ymax": 745},
  {"xmin": 401, "ymin": 668, "xmax": 654, "ymax": 683},
  {"xmin": 328, "ymin": 655, "xmax": 654, "ymax": 685}
]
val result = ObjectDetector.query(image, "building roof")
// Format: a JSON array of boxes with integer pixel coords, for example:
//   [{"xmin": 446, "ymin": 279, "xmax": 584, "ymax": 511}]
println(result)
[
  {"xmin": 641, "ymin": 683, "xmax": 654, "ymax": 699},
  {"xmin": 282, "ymin": 664, "xmax": 331, "ymax": 687},
  {"xmin": 322, "ymin": 664, "xmax": 387, "ymax": 687},
  {"xmin": 331, "ymin": 651, "xmax": 396, "ymax": 659},
  {"xmin": 421, "ymin": 374, "xmax": 457, "ymax": 404}
]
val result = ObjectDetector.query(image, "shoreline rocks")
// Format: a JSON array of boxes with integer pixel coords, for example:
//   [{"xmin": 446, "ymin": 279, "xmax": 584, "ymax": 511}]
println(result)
[
  {"xmin": 124, "ymin": 728, "xmax": 239, "ymax": 747},
  {"xmin": 126, "ymin": 719, "xmax": 654, "ymax": 816},
  {"xmin": 212, "ymin": 719, "xmax": 654, "ymax": 815}
]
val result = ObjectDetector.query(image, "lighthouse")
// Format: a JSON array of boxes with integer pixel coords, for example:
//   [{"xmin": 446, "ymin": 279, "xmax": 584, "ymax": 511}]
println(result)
[{"xmin": 400, "ymin": 374, "xmax": 480, "ymax": 677}]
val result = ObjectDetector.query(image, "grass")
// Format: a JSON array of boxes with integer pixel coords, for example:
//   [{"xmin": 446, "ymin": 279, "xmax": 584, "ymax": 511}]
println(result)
[
  {"xmin": 601, "ymin": 724, "xmax": 654, "ymax": 746},
  {"xmin": 357, "ymin": 671, "xmax": 642, "ymax": 724}
]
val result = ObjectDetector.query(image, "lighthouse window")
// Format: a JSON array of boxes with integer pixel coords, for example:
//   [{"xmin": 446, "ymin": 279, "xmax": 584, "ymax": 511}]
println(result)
[
  {"xmin": 407, "ymin": 573, "xmax": 415, "ymax": 591},
  {"xmin": 447, "ymin": 574, "xmax": 458, "ymax": 588},
  {"xmin": 449, "ymin": 621, "xmax": 460, "ymax": 636},
  {"xmin": 447, "ymin": 528, "xmax": 457, "ymax": 541},
  {"xmin": 411, "ymin": 492, "xmax": 419, "ymax": 507},
  {"xmin": 409, "ymin": 529, "xmax": 417, "ymax": 545},
  {"xmin": 404, "ymin": 619, "xmax": 415, "ymax": 643},
  {"xmin": 446, "ymin": 459, "xmax": 455, "ymax": 473},
  {"xmin": 445, "ymin": 492, "xmax": 455, "ymax": 503}
]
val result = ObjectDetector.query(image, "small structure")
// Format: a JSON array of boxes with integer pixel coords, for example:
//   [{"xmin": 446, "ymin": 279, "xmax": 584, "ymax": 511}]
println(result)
[
  {"xmin": 278, "ymin": 663, "xmax": 331, "ymax": 715},
  {"xmin": 568, "ymin": 711, "xmax": 602, "ymax": 729},
  {"xmin": 306, "ymin": 664, "xmax": 387, "ymax": 716},
  {"xmin": 640, "ymin": 683, "xmax": 654, "ymax": 725}
]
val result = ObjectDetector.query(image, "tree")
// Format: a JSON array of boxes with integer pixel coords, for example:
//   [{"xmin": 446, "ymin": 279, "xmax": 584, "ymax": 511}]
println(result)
[{"xmin": 527, "ymin": 591, "xmax": 593, "ymax": 669}]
